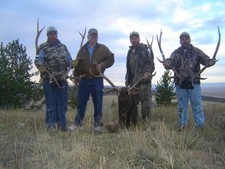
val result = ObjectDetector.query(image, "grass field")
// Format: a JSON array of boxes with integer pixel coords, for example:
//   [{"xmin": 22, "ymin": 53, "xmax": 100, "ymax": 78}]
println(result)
[{"xmin": 0, "ymin": 95, "xmax": 225, "ymax": 169}]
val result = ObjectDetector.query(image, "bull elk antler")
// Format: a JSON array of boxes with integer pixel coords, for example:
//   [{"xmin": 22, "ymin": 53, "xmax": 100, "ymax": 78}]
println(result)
[
  {"xmin": 127, "ymin": 71, "xmax": 156, "ymax": 95},
  {"xmin": 90, "ymin": 69, "xmax": 120, "ymax": 94},
  {"xmin": 156, "ymin": 29, "xmax": 182, "ymax": 80},
  {"xmin": 156, "ymin": 27, "xmax": 221, "ymax": 87},
  {"xmin": 90, "ymin": 69, "xmax": 156, "ymax": 96},
  {"xmin": 146, "ymin": 35, "xmax": 154, "ymax": 61},
  {"xmin": 66, "ymin": 27, "xmax": 87, "ymax": 80},
  {"xmin": 193, "ymin": 26, "xmax": 221, "ymax": 80},
  {"xmin": 35, "ymin": 19, "xmax": 64, "ymax": 88}
]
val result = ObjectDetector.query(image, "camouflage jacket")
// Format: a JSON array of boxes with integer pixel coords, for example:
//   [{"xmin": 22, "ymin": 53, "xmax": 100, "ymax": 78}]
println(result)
[
  {"xmin": 126, "ymin": 43, "xmax": 155, "ymax": 86},
  {"xmin": 73, "ymin": 42, "xmax": 114, "ymax": 78},
  {"xmin": 166, "ymin": 44, "xmax": 211, "ymax": 85},
  {"xmin": 35, "ymin": 40, "xmax": 72, "ymax": 81}
]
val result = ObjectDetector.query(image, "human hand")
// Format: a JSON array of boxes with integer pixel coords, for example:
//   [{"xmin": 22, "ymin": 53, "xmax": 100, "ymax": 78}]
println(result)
[
  {"xmin": 74, "ymin": 79, "xmax": 80, "ymax": 86},
  {"xmin": 207, "ymin": 59, "xmax": 216, "ymax": 67},
  {"xmin": 72, "ymin": 59, "xmax": 79, "ymax": 68},
  {"xmin": 143, "ymin": 72, "xmax": 150, "ymax": 79},
  {"xmin": 96, "ymin": 63, "xmax": 103, "ymax": 72},
  {"xmin": 37, "ymin": 65, "xmax": 47, "ymax": 72},
  {"xmin": 163, "ymin": 60, "xmax": 171, "ymax": 69}
]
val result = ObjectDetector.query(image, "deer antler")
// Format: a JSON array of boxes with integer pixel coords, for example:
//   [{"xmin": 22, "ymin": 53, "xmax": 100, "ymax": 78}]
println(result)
[
  {"xmin": 193, "ymin": 26, "xmax": 221, "ymax": 80},
  {"xmin": 128, "ymin": 72, "xmax": 156, "ymax": 95},
  {"xmin": 78, "ymin": 27, "xmax": 87, "ymax": 49},
  {"xmin": 90, "ymin": 69, "xmax": 120, "ymax": 94},
  {"xmin": 65, "ymin": 27, "xmax": 87, "ymax": 80},
  {"xmin": 146, "ymin": 35, "xmax": 154, "ymax": 60},
  {"xmin": 35, "ymin": 19, "xmax": 64, "ymax": 88},
  {"xmin": 156, "ymin": 29, "xmax": 182, "ymax": 80},
  {"xmin": 35, "ymin": 19, "xmax": 45, "ymax": 55}
]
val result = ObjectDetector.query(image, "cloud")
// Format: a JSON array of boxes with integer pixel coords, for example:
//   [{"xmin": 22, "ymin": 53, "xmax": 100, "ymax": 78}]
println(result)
[{"xmin": 1, "ymin": 0, "xmax": 225, "ymax": 85}]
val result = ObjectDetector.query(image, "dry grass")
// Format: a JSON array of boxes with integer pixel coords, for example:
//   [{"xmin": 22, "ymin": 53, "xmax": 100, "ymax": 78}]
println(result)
[{"xmin": 0, "ymin": 95, "xmax": 225, "ymax": 169}]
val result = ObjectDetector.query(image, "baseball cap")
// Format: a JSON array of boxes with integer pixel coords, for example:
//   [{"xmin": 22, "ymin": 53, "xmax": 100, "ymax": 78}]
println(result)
[
  {"xmin": 130, "ymin": 31, "xmax": 139, "ymax": 38},
  {"xmin": 47, "ymin": 26, "xmax": 58, "ymax": 35},
  {"xmin": 180, "ymin": 32, "xmax": 190, "ymax": 38},
  {"xmin": 88, "ymin": 28, "xmax": 98, "ymax": 36}
]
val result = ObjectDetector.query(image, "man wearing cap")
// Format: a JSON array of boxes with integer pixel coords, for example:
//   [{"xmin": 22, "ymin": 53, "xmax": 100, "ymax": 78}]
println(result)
[
  {"xmin": 35, "ymin": 26, "xmax": 72, "ymax": 131},
  {"xmin": 69, "ymin": 28, "xmax": 114, "ymax": 133},
  {"xmin": 163, "ymin": 31, "xmax": 215, "ymax": 130},
  {"xmin": 125, "ymin": 31, "xmax": 155, "ymax": 126}
]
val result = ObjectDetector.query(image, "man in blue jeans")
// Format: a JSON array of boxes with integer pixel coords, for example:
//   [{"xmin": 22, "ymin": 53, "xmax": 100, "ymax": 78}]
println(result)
[
  {"xmin": 163, "ymin": 31, "xmax": 216, "ymax": 130},
  {"xmin": 69, "ymin": 28, "xmax": 114, "ymax": 133},
  {"xmin": 35, "ymin": 26, "xmax": 72, "ymax": 131}
]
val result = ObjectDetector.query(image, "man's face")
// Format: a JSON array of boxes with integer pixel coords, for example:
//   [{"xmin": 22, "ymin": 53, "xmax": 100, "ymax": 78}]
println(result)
[
  {"xmin": 88, "ymin": 33, "xmax": 98, "ymax": 44},
  {"xmin": 180, "ymin": 36, "xmax": 191, "ymax": 48},
  {"xmin": 130, "ymin": 35, "xmax": 140, "ymax": 47},
  {"xmin": 47, "ymin": 32, "xmax": 58, "ymax": 43}
]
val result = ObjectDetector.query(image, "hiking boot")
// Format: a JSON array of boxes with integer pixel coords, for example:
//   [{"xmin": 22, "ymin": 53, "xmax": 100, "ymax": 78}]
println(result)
[
  {"xmin": 47, "ymin": 124, "xmax": 57, "ymax": 132},
  {"xmin": 60, "ymin": 127, "xmax": 67, "ymax": 132},
  {"xmin": 94, "ymin": 126, "xmax": 103, "ymax": 133},
  {"xmin": 68, "ymin": 124, "xmax": 84, "ymax": 131}
]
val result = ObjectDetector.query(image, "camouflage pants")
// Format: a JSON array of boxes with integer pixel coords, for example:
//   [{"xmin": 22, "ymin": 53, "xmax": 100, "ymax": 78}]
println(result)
[{"xmin": 139, "ymin": 83, "xmax": 152, "ymax": 119}]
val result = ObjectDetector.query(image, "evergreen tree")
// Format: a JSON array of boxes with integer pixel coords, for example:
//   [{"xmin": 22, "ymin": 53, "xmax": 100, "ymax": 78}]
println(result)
[
  {"xmin": 0, "ymin": 40, "xmax": 40, "ymax": 108},
  {"xmin": 155, "ymin": 70, "xmax": 176, "ymax": 106}
]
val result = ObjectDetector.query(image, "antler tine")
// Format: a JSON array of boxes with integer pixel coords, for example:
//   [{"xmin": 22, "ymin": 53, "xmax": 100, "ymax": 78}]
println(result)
[
  {"xmin": 35, "ymin": 19, "xmax": 45, "ymax": 55},
  {"xmin": 78, "ymin": 27, "xmax": 86, "ymax": 49},
  {"xmin": 156, "ymin": 29, "xmax": 183, "ymax": 80},
  {"xmin": 89, "ymin": 69, "xmax": 119, "ymax": 94},
  {"xmin": 146, "ymin": 35, "xmax": 154, "ymax": 59},
  {"xmin": 212, "ymin": 26, "xmax": 221, "ymax": 61},
  {"xmin": 156, "ymin": 29, "xmax": 165, "ymax": 61},
  {"xmin": 128, "ymin": 77, "xmax": 144, "ymax": 95},
  {"xmin": 64, "ymin": 27, "xmax": 87, "ymax": 80},
  {"xmin": 194, "ymin": 26, "xmax": 221, "ymax": 79}
]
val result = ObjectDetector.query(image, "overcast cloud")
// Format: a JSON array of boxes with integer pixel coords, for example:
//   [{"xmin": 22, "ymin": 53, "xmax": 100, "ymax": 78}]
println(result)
[{"xmin": 1, "ymin": 0, "xmax": 225, "ymax": 86}]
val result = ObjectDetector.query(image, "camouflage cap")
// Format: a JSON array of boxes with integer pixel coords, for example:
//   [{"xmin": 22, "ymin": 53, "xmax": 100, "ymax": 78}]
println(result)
[
  {"xmin": 88, "ymin": 28, "xmax": 98, "ymax": 36},
  {"xmin": 180, "ymin": 32, "xmax": 190, "ymax": 38},
  {"xmin": 130, "ymin": 31, "xmax": 139, "ymax": 38},
  {"xmin": 47, "ymin": 26, "xmax": 58, "ymax": 35}
]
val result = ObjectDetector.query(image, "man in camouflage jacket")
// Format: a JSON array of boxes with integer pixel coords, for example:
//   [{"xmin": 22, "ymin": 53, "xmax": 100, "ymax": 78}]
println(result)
[
  {"xmin": 163, "ymin": 32, "xmax": 215, "ymax": 129},
  {"xmin": 35, "ymin": 26, "xmax": 72, "ymax": 131},
  {"xmin": 125, "ymin": 31, "xmax": 155, "ymax": 126}
]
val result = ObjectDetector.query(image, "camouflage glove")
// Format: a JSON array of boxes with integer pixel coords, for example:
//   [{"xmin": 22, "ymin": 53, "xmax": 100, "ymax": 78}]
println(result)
[
  {"xmin": 207, "ymin": 59, "xmax": 216, "ymax": 67},
  {"xmin": 163, "ymin": 59, "xmax": 172, "ymax": 70},
  {"xmin": 72, "ymin": 59, "xmax": 79, "ymax": 68},
  {"xmin": 37, "ymin": 65, "xmax": 47, "ymax": 73}
]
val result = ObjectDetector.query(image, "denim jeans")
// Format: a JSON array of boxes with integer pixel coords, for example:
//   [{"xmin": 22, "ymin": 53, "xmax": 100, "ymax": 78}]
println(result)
[
  {"xmin": 75, "ymin": 78, "xmax": 103, "ymax": 126},
  {"xmin": 176, "ymin": 84, "xmax": 204, "ymax": 128},
  {"xmin": 43, "ymin": 79, "xmax": 68, "ymax": 129}
]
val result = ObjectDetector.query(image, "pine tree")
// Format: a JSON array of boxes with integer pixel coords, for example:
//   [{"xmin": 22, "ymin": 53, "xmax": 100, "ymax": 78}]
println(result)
[
  {"xmin": 155, "ymin": 70, "xmax": 176, "ymax": 106},
  {"xmin": 0, "ymin": 40, "xmax": 40, "ymax": 108}
]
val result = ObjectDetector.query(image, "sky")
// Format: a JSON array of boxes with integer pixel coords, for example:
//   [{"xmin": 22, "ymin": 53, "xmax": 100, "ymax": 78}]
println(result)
[{"xmin": 1, "ymin": 0, "xmax": 225, "ymax": 87}]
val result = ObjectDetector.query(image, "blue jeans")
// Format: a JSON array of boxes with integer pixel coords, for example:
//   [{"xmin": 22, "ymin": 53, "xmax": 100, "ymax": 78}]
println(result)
[
  {"xmin": 43, "ymin": 79, "xmax": 68, "ymax": 129},
  {"xmin": 176, "ymin": 84, "xmax": 204, "ymax": 128},
  {"xmin": 75, "ymin": 78, "xmax": 103, "ymax": 126}
]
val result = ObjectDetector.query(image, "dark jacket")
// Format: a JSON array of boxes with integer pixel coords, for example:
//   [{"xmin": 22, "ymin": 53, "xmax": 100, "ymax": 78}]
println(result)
[
  {"xmin": 74, "ymin": 42, "xmax": 114, "ymax": 78},
  {"xmin": 166, "ymin": 44, "xmax": 211, "ymax": 85},
  {"xmin": 126, "ymin": 43, "xmax": 155, "ymax": 86}
]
